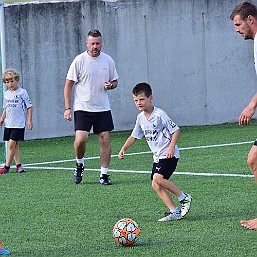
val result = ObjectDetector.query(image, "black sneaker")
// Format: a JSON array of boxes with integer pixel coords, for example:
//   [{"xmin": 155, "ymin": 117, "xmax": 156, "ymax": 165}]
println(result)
[
  {"xmin": 99, "ymin": 174, "xmax": 112, "ymax": 185},
  {"xmin": 74, "ymin": 163, "xmax": 84, "ymax": 184}
]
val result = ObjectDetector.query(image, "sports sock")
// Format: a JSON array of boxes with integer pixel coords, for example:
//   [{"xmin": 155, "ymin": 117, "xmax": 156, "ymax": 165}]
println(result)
[
  {"xmin": 170, "ymin": 207, "xmax": 180, "ymax": 214},
  {"xmin": 178, "ymin": 192, "xmax": 187, "ymax": 201},
  {"xmin": 100, "ymin": 167, "xmax": 108, "ymax": 176},
  {"xmin": 76, "ymin": 158, "xmax": 84, "ymax": 166},
  {"xmin": 4, "ymin": 165, "xmax": 10, "ymax": 171}
]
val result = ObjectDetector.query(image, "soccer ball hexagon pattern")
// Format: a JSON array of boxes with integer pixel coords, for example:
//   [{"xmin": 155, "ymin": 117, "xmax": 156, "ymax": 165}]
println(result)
[{"xmin": 113, "ymin": 218, "xmax": 140, "ymax": 246}]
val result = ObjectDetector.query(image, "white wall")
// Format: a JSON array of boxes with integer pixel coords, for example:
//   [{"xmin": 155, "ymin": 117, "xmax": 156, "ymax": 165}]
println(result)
[{"xmin": 3, "ymin": 0, "xmax": 257, "ymax": 139}]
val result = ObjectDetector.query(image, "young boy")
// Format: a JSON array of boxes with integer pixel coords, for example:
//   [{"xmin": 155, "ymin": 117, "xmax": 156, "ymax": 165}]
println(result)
[
  {"xmin": 118, "ymin": 82, "xmax": 192, "ymax": 221},
  {"xmin": 0, "ymin": 69, "xmax": 33, "ymax": 174}
]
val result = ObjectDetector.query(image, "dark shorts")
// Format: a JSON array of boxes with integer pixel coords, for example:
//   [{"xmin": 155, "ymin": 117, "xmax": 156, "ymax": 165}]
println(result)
[
  {"xmin": 254, "ymin": 139, "xmax": 257, "ymax": 146},
  {"xmin": 151, "ymin": 157, "xmax": 179, "ymax": 180},
  {"xmin": 74, "ymin": 110, "xmax": 114, "ymax": 134},
  {"xmin": 3, "ymin": 127, "xmax": 25, "ymax": 141}
]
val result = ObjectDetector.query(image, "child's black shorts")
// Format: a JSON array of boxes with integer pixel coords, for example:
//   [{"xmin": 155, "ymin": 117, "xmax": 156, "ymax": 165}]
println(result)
[
  {"xmin": 74, "ymin": 110, "xmax": 114, "ymax": 134},
  {"xmin": 151, "ymin": 157, "xmax": 179, "ymax": 180},
  {"xmin": 3, "ymin": 127, "xmax": 25, "ymax": 141}
]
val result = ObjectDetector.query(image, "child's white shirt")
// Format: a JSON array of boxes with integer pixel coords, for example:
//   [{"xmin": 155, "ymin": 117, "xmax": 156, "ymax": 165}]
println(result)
[
  {"xmin": 131, "ymin": 106, "xmax": 180, "ymax": 163},
  {"xmin": 3, "ymin": 87, "xmax": 32, "ymax": 128}
]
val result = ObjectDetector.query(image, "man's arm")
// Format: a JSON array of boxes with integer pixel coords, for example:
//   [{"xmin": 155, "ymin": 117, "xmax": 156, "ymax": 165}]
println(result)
[{"xmin": 64, "ymin": 79, "xmax": 74, "ymax": 121}]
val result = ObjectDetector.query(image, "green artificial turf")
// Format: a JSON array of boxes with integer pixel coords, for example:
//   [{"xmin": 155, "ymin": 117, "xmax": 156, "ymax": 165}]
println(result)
[{"xmin": 1, "ymin": 122, "xmax": 257, "ymax": 256}]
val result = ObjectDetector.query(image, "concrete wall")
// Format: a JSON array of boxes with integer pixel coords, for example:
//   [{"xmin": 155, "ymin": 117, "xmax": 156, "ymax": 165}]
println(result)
[{"xmin": 2, "ymin": 0, "xmax": 257, "ymax": 139}]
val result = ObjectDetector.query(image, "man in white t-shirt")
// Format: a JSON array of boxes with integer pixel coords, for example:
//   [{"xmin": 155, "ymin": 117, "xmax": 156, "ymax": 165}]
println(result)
[
  {"xmin": 64, "ymin": 29, "xmax": 118, "ymax": 185},
  {"xmin": 231, "ymin": 1, "xmax": 257, "ymax": 230},
  {"xmin": 118, "ymin": 82, "xmax": 192, "ymax": 221}
]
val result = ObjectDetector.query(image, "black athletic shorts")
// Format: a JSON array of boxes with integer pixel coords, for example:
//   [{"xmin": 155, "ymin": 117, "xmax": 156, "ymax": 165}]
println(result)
[
  {"xmin": 151, "ymin": 157, "xmax": 179, "ymax": 180},
  {"xmin": 74, "ymin": 110, "xmax": 114, "ymax": 134},
  {"xmin": 3, "ymin": 127, "xmax": 25, "ymax": 141}
]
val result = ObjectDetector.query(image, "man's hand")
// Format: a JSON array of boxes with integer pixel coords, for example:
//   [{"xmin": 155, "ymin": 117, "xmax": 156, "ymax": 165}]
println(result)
[
  {"xmin": 64, "ymin": 109, "xmax": 72, "ymax": 121},
  {"xmin": 239, "ymin": 105, "xmax": 256, "ymax": 126},
  {"xmin": 104, "ymin": 81, "xmax": 113, "ymax": 90}
]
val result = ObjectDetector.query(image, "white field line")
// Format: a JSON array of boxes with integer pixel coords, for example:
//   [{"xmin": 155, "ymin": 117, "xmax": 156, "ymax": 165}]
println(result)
[
  {"xmin": 22, "ymin": 166, "xmax": 254, "ymax": 178},
  {"xmin": 19, "ymin": 140, "xmax": 254, "ymax": 178},
  {"xmin": 23, "ymin": 140, "xmax": 254, "ymax": 167}
]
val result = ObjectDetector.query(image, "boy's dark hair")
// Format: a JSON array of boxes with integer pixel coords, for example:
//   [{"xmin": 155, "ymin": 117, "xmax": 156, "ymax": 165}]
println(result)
[
  {"xmin": 87, "ymin": 29, "xmax": 102, "ymax": 37},
  {"xmin": 132, "ymin": 82, "xmax": 152, "ymax": 98},
  {"xmin": 230, "ymin": 1, "xmax": 257, "ymax": 20}
]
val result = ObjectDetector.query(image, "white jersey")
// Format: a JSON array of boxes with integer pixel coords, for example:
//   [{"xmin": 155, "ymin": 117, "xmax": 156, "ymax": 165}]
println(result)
[
  {"xmin": 66, "ymin": 51, "xmax": 119, "ymax": 112},
  {"xmin": 131, "ymin": 106, "xmax": 180, "ymax": 163},
  {"xmin": 3, "ymin": 87, "xmax": 32, "ymax": 128}
]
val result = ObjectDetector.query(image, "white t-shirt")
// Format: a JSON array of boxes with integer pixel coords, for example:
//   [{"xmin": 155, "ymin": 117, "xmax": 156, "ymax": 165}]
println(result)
[
  {"xmin": 254, "ymin": 33, "xmax": 257, "ymax": 74},
  {"xmin": 3, "ymin": 87, "xmax": 32, "ymax": 128},
  {"xmin": 131, "ymin": 106, "xmax": 180, "ymax": 163},
  {"xmin": 66, "ymin": 51, "xmax": 119, "ymax": 112}
]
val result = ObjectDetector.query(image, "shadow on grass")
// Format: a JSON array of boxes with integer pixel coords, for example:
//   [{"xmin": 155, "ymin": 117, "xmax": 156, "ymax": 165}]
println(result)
[
  {"xmin": 183, "ymin": 208, "xmax": 257, "ymax": 223},
  {"xmin": 12, "ymin": 241, "xmax": 154, "ymax": 257}
]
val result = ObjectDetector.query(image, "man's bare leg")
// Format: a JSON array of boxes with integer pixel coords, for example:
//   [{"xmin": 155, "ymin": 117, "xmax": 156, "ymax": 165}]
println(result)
[
  {"xmin": 73, "ymin": 130, "xmax": 88, "ymax": 184},
  {"xmin": 98, "ymin": 131, "xmax": 112, "ymax": 185},
  {"xmin": 240, "ymin": 145, "xmax": 257, "ymax": 230},
  {"xmin": 98, "ymin": 131, "xmax": 111, "ymax": 168},
  {"xmin": 74, "ymin": 130, "xmax": 88, "ymax": 159}
]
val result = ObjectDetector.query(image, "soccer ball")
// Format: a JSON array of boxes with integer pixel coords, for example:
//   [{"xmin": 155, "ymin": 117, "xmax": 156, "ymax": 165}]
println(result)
[{"xmin": 113, "ymin": 218, "xmax": 140, "ymax": 246}]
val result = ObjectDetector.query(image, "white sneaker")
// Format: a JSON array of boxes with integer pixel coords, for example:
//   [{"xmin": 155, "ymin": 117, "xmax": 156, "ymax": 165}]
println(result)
[
  {"xmin": 158, "ymin": 212, "xmax": 182, "ymax": 222},
  {"xmin": 180, "ymin": 194, "xmax": 192, "ymax": 217}
]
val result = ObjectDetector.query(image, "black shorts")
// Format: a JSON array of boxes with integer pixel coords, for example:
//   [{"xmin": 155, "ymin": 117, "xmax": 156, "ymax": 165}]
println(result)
[
  {"xmin": 151, "ymin": 157, "xmax": 179, "ymax": 180},
  {"xmin": 254, "ymin": 139, "xmax": 257, "ymax": 146},
  {"xmin": 3, "ymin": 127, "xmax": 25, "ymax": 141},
  {"xmin": 74, "ymin": 110, "xmax": 114, "ymax": 134}
]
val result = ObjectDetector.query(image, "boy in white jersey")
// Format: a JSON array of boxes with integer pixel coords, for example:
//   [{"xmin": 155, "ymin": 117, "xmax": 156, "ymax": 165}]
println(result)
[
  {"xmin": 0, "ymin": 69, "xmax": 33, "ymax": 174},
  {"xmin": 118, "ymin": 82, "xmax": 192, "ymax": 221}
]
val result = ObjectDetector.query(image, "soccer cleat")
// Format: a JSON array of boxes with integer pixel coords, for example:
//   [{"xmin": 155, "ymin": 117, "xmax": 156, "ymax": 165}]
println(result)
[
  {"xmin": 73, "ymin": 163, "xmax": 84, "ymax": 184},
  {"xmin": 180, "ymin": 194, "xmax": 192, "ymax": 217},
  {"xmin": 0, "ymin": 241, "xmax": 10, "ymax": 255},
  {"xmin": 16, "ymin": 164, "xmax": 25, "ymax": 173},
  {"xmin": 158, "ymin": 211, "xmax": 182, "ymax": 222},
  {"xmin": 99, "ymin": 174, "xmax": 112, "ymax": 185},
  {"xmin": 0, "ymin": 166, "xmax": 10, "ymax": 174}
]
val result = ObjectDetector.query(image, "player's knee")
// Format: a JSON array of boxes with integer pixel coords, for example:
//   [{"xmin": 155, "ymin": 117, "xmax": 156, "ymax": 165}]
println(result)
[
  {"xmin": 247, "ymin": 155, "xmax": 257, "ymax": 171},
  {"xmin": 152, "ymin": 180, "xmax": 160, "ymax": 191},
  {"xmin": 152, "ymin": 174, "xmax": 163, "ymax": 186},
  {"xmin": 99, "ymin": 133, "xmax": 110, "ymax": 145},
  {"xmin": 247, "ymin": 146, "xmax": 257, "ymax": 171}
]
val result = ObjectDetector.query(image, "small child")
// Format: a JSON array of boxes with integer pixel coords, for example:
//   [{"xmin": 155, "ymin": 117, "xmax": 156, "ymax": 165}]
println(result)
[
  {"xmin": 0, "ymin": 68, "xmax": 33, "ymax": 174},
  {"xmin": 118, "ymin": 82, "xmax": 192, "ymax": 221}
]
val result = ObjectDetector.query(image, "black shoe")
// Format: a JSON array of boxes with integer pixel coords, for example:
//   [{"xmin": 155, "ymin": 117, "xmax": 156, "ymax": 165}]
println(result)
[
  {"xmin": 74, "ymin": 163, "xmax": 84, "ymax": 184},
  {"xmin": 99, "ymin": 174, "xmax": 112, "ymax": 185}
]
